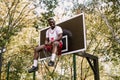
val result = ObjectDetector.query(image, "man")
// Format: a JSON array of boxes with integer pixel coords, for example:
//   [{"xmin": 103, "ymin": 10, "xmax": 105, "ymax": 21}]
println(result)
[{"xmin": 28, "ymin": 18, "xmax": 63, "ymax": 73}]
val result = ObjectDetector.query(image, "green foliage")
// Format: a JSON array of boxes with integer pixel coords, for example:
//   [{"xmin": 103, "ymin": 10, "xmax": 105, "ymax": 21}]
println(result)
[
  {"xmin": 0, "ymin": 25, "xmax": 22, "ymax": 47},
  {"xmin": 5, "ymin": 49, "xmax": 33, "ymax": 80},
  {"xmin": 0, "ymin": 0, "xmax": 35, "ymax": 48},
  {"xmin": 72, "ymin": 0, "xmax": 120, "ymax": 79},
  {"xmin": 1, "ymin": 0, "xmax": 120, "ymax": 80},
  {"xmin": 37, "ymin": 0, "xmax": 58, "ymax": 27}
]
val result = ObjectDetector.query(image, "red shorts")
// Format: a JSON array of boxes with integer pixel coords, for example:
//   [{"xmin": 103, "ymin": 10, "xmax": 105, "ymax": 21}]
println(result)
[{"xmin": 45, "ymin": 42, "xmax": 63, "ymax": 55}]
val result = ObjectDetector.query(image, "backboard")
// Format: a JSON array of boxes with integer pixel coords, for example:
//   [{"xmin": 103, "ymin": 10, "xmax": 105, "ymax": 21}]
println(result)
[{"xmin": 39, "ymin": 13, "xmax": 86, "ymax": 59}]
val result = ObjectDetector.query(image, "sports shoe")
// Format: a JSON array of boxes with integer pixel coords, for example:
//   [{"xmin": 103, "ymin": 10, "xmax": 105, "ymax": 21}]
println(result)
[
  {"xmin": 48, "ymin": 61, "xmax": 54, "ymax": 66},
  {"xmin": 28, "ymin": 66, "xmax": 38, "ymax": 73}
]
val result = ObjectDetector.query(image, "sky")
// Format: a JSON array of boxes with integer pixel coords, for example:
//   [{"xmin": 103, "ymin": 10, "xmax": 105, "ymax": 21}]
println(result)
[{"xmin": 33, "ymin": 0, "xmax": 91, "ymax": 22}]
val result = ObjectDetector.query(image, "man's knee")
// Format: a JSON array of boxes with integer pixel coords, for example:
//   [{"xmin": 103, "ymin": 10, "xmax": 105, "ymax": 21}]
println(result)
[
  {"xmin": 34, "ymin": 45, "xmax": 45, "ymax": 52},
  {"xmin": 53, "ymin": 41, "xmax": 59, "ymax": 46},
  {"xmin": 34, "ymin": 47, "xmax": 39, "ymax": 52}
]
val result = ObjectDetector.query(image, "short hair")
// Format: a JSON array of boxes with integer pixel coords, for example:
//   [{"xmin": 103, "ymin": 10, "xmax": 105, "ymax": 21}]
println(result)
[{"xmin": 47, "ymin": 17, "xmax": 54, "ymax": 22}]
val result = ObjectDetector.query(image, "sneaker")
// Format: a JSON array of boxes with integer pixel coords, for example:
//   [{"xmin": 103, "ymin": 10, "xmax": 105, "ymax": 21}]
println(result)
[
  {"xmin": 28, "ymin": 66, "xmax": 38, "ymax": 73},
  {"xmin": 48, "ymin": 61, "xmax": 54, "ymax": 66}
]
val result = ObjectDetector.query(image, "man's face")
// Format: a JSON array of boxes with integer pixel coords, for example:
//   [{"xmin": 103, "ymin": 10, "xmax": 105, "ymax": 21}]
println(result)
[{"xmin": 48, "ymin": 19, "xmax": 55, "ymax": 28}]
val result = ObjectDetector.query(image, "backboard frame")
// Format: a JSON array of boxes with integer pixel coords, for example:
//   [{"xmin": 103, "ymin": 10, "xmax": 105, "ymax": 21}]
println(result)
[{"xmin": 39, "ymin": 13, "xmax": 86, "ymax": 59}]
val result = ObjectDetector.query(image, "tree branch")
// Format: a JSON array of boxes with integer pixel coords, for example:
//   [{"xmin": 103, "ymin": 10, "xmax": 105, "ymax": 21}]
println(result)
[{"xmin": 97, "ymin": 7, "xmax": 120, "ymax": 44}]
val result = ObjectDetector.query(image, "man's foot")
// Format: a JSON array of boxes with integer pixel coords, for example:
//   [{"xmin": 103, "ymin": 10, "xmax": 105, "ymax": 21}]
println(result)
[
  {"xmin": 48, "ymin": 61, "xmax": 54, "ymax": 66},
  {"xmin": 28, "ymin": 66, "xmax": 38, "ymax": 73}
]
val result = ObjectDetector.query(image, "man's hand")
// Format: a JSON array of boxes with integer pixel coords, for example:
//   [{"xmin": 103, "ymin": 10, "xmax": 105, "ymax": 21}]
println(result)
[
  {"xmin": 48, "ymin": 41, "xmax": 53, "ymax": 45},
  {"xmin": 45, "ymin": 38, "xmax": 49, "ymax": 45},
  {"xmin": 45, "ymin": 41, "xmax": 52, "ymax": 45},
  {"xmin": 47, "ymin": 40, "xmax": 56, "ymax": 45}
]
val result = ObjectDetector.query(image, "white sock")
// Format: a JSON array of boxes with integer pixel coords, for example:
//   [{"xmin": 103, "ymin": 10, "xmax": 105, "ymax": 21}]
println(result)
[
  {"xmin": 33, "ymin": 60, "xmax": 38, "ymax": 67},
  {"xmin": 50, "ymin": 54, "xmax": 56, "ymax": 61}
]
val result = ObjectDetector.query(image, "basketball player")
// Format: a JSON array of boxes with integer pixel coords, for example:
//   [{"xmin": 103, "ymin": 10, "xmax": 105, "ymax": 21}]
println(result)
[{"xmin": 28, "ymin": 18, "xmax": 63, "ymax": 73}]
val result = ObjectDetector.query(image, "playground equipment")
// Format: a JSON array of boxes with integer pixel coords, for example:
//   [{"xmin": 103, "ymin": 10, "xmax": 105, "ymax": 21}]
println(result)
[
  {"xmin": 36, "ymin": 13, "xmax": 100, "ymax": 80},
  {"xmin": 5, "ymin": 13, "xmax": 99, "ymax": 80}
]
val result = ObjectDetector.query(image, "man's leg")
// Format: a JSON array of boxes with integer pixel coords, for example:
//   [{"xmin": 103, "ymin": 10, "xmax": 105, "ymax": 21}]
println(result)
[
  {"xmin": 48, "ymin": 41, "xmax": 59, "ymax": 66},
  {"xmin": 28, "ymin": 45, "xmax": 45, "ymax": 73}
]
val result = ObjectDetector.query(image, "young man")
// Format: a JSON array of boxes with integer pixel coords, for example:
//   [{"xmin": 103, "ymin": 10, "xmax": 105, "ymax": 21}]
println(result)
[{"xmin": 28, "ymin": 18, "xmax": 63, "ymax": 73}]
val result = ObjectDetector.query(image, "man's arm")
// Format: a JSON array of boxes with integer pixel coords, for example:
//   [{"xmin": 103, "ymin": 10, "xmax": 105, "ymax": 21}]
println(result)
[
  {"xmin": 54, "ymin": 26, "xmax": 63, "ymax": 42},
  {"xmin": 47, "ymin": 33, "xmax": 62, "ymax": 45},
  {"xmin": 54, "ymin": 33, "xmax": 63, "ymax": 42},
  {"xmin": 45, "ymin": 38, "xmax": 49, "ymax": 45}
]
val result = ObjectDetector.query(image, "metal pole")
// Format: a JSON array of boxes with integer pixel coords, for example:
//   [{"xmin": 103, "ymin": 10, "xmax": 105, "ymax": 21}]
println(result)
[
  {"xmin": 6, "ymin": 61, "xmax": 11, "ymax": 80},
  {"xmin": 33, "ymin": 71, "xmax": 36, "ymax": 80},
  {"xmin": 73, "ymin": 53, "xmax": 76, "ymax": 80},
  {"xmin": 93, "ymin": 58, "xmax": 100, "ymax": 80},
  {"xmin": 0, "ymin": 53, "xmax": 2, "ymax": 80},
  {"xmin": 0, "ymin": 47, "xmax": 6, "ymax": 80}
]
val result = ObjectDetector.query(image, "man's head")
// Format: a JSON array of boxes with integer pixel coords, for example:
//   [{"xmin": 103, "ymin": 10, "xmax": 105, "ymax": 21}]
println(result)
[{"xmin": 47, "ymin": 18, "xmax": 55, "ymax": 29}]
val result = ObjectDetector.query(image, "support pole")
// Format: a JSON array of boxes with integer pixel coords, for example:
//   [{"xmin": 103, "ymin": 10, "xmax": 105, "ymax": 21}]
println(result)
[
  {"xmin": 0, "ymin": 47, "xmax": 6, "ymax": 80},
  {"xmin": 6, "ymin": 61, "xmax": 11, "ymax": 80},
  {"xmin": 33, "ymin": 71, "xmax": 36, "ymax": 80},
  {"xmin": 93, "ymin": 58, "xmax": 99, "ymax": 80},
  {"xmin": 76, "ymin": 52, "xmax": 100, "ymax": 80},
  {"xmin": 0, "ymin": 53, "xmax": 2, "ymax": 80},
  {"xmin": 73, "ymin": 53, "xmax": 76, "ymax": 80}
]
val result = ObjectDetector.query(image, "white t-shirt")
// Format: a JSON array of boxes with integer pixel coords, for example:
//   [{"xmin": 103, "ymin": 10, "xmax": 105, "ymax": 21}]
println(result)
[{"xmin": 46, "ymin": 26, "xmax": 63, "ymax": 41}]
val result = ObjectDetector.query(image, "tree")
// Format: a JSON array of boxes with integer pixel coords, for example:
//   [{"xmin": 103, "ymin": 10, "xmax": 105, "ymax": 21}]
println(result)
[
  {"xmin": 0, "ymin": 0, "xmax": 37, "ymax": 79},
  {"xmin": 3, "ymin": 27, "xmax": 38, "ymax": 80},
  {"xmin": 0, "ymin": 0, "xmax": 36, "ymax": 48},
  {"xmin": 33, "ymin": 0, "xmax": 58, "ymax": 28},
  {"xmin": 71, "ymin": 0, "xmax": 120, "ymax": 79},
  {"xmin": 1, "ymin": 0, "xmax": 59, "ymax": 79}
]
